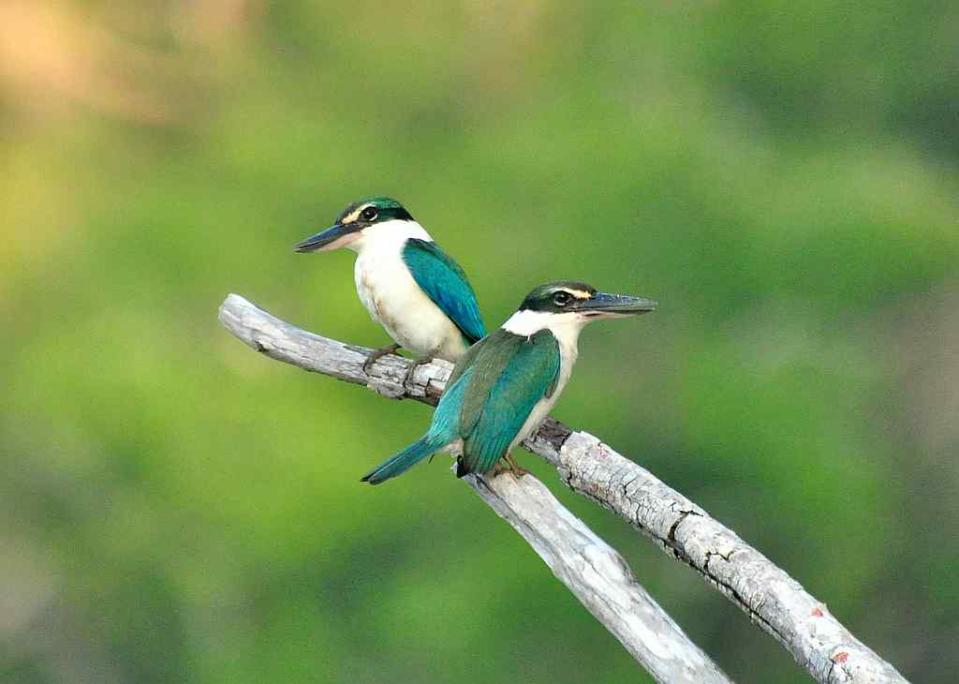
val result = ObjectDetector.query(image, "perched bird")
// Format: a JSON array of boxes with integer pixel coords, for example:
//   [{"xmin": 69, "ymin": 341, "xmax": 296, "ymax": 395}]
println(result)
[
  {"xmin": 294, "ymin": 197, "xmax": 485, "ymax": 371},
  {"xmin": 361, "ymin": 281, "xmax": 656, "ymax": 484}
]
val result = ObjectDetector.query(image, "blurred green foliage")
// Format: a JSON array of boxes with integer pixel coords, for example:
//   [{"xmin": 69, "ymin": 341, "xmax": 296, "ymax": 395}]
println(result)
[{"xmin": 2, "ymin": 2, "xmax": 957, "ymax": 682}]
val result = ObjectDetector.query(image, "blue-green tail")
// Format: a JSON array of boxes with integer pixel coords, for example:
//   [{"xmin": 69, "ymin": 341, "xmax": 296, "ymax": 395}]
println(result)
[{"xmin": 361, "ymin": 436, "xmax": 439, "ymax": 485}]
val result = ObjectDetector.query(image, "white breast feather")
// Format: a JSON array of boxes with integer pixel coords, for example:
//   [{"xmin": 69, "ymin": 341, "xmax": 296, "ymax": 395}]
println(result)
[{"xmin": 351, "ymin": 220, "xmax": 468, "ymax": 360}]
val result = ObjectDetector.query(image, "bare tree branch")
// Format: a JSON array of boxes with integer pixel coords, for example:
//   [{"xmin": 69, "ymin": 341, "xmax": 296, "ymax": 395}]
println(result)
[
  {"xmin": 466, "ymin": 472, "xmax": 730, "ymax": 683},
  {"xmin": 218, "ymin": 293, "xmax": 908, "ymax": 684}
]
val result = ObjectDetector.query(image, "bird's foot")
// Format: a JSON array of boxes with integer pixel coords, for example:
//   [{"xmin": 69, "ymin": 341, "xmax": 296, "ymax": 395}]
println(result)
[
  {"xmin": 403, "ymin": 356, "xmax": 433, "ymax": 393},
  {"xmin": 499, "ymin": 453, "xmax": 529, "ymax": 478},
  {"xmin": 362, "ymin": 343, "xmax": 401, "ymax": 375}
]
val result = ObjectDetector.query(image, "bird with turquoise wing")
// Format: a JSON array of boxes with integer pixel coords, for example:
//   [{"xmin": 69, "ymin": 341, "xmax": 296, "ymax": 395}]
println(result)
[
  {"xmin": 361, "ymin": 281, "xmax": 656, "ymax": 484},
  {"xmin": 295, "ymin": 197, "xmax": 485, "ymax": 372}
]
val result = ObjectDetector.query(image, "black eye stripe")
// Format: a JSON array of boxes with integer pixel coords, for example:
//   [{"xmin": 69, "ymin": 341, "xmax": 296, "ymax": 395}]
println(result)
[
  {"xmin": 553, "ymin": 291, "xmax": 573, "ymax": 306},
  {"xmin": 361, "ymin": 206, "xmax": 378, "ymax": 221}
]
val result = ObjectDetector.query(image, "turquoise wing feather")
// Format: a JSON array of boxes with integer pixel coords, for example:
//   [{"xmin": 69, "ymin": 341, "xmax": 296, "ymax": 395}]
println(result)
[
  {"xmin": 427, "ymin": 365, "xmax": 473, "ymax": 443},
  {"xmin": 402, "ymin": 239, "xmax": 486, "ymax": 343},
  {"xmin": 457, "ymin": 329, "xmax": 560, "ymax": 475}
]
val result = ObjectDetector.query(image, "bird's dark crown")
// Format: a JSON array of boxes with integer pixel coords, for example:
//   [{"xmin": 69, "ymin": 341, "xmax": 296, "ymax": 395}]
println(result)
[
  {"xmin": 335, "ymin": 197, "xmax": 414, "ymax": 226},
  {"xmin": 519, "ymin": 281, "xmax": 598, "ymax": 313}
]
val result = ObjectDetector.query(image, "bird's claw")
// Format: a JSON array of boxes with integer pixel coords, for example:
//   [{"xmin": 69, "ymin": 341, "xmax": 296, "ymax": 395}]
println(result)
[
  {"xmin": 362, "ymin": 343, "xmax": 401, "ymax": 375},
  {"xmin": 403, "ymin": 356, "xmax": 432, "ymax": 394},
  {"xmin": 496, "ymin": 453, "xmax": 529, "ymax": 478}
]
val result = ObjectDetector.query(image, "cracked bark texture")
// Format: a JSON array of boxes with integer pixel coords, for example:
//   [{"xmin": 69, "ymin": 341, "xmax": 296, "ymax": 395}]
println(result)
[{"xmin": 219, "ymin": 293, "xmax": 908, "ymax": 684}]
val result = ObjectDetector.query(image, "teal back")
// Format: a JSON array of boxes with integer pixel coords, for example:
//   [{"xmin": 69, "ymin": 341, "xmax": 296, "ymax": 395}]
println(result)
[
  {"xmin": 402, "ymin": 239, "xmax": 486, "ymax": 343},
  {"xmin": 451, "ymin": 329, "xmax": 561, "ymax": 474}
]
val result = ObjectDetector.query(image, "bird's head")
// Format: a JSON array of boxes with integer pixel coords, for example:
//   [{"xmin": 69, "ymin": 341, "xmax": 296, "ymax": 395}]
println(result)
[
  {"xmin": 294, "ymin": 197, "xmax": 415, "ymax": 253},
  {"xmin": 520, "ymin": 281, "xmax": 656, "ymax": 319},
  {"xmin": 505, "ymin": 281, "xmax": 657, "ymax": 337}
]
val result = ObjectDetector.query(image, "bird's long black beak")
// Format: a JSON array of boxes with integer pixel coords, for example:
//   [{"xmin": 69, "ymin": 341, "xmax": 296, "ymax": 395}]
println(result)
[
  {"xmin": 293, "ymin": 223, "xmax": 357, "ymax": 253},
  {"xmin": 579, "ymin": 292, "xmax": 658, "ymax": 316}
]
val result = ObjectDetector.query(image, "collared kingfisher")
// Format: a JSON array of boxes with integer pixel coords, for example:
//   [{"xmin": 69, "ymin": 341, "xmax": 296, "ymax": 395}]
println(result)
[
  {"xmin": 294, "ymin": 197, "xmax": 486, "ymax": 371},
  {"xmin": 360, "ymin": 281, "xmax": 657, "ymax": 484}
]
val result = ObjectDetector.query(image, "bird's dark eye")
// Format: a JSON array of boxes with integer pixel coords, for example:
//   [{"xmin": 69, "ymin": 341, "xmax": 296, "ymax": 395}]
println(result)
[
  {"xmin": 361, "ymin": 206, "xmax": 378, "ymax": 221},
  {"xmin": 553, "ymin": 291, "xmax": 572, "ymax": 307}
]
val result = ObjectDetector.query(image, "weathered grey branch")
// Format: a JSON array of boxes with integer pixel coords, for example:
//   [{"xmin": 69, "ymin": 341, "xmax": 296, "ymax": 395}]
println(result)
[
  {"xmin": 219, "ymin": 293, "xmax": 908, "ymax": 684},
  {"xmin": 466, "ymin": 472, "xmax": 730, "ymax": 683}
]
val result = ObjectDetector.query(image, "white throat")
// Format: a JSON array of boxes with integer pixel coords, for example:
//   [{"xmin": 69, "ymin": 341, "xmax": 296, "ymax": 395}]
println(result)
[
  {"xmin": 349, "ymin": 219, "xmax": 432, "ymax": 253},
  {"xmin": 501, "ymin": 309, "xmax": 589, "ymax": 347}
]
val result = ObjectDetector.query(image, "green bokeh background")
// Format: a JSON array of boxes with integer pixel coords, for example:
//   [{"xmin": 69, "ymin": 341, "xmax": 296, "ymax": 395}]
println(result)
[{"xmin": 3, "ymin": 2, "xmax": 957, "ymax": 682}]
